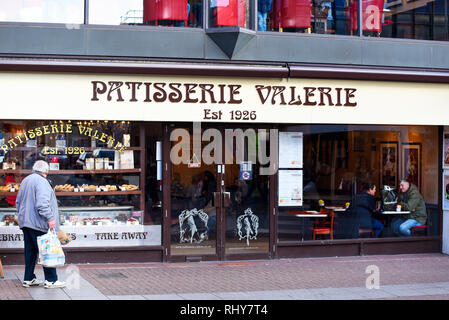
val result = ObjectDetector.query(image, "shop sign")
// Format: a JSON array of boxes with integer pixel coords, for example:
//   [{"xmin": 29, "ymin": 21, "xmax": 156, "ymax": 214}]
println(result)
[
  {"xmin": 187, "ymin": 153, "xmax": 201, "ymax": 168},
  {"xmin": 0, "ymin": 225, "xmax": 161, "ymax": 248},
  {"xmin": 239, "ymin": 161, "xmax": 252, "ymax": 180},
  {"xmin": 1, "ymin": 72, "xmax": 449, "ymax": 125}
]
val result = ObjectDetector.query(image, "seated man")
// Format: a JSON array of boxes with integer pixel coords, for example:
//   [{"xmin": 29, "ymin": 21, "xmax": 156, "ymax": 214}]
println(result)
[
  {"xmin": 352, "ymin": 182, "xmax": 384, "ymax": 238},
  {"xmin": 394, "ymin": 179, "xmax": 427, "ymax": 237}
]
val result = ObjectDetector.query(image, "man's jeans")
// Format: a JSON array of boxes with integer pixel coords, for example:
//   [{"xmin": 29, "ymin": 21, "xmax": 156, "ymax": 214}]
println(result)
[
  {"xmin": 258, "ymin": 11, "xmax": 268, "ymax": 31},
  {"xmin": 398, "ymin": 219, "xmax": 422, "ymax": 237},
  {"xmin": 22, "ymin": 227, "xmax": 58, "ymax": 282}
]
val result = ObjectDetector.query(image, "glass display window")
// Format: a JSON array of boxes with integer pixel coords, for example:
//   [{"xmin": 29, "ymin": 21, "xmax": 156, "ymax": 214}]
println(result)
[
  {"xmin": 277, "ymin": 124, "xmax": 439, "ymax": 242},
  {"xmin": 0, "ymin": 119, "xmax": 162, "ymax": 248}
]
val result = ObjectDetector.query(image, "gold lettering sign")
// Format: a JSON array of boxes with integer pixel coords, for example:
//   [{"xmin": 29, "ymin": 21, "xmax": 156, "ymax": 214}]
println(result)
[{"xmin": 0, "ymin": 122, "xmax": 128, "ymax": 155}]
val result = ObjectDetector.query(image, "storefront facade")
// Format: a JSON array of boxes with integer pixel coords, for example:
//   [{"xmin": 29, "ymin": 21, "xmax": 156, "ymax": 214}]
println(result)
[
  {"xmin": 0, "ymin": 66, "xmax": 446, "ymax": 264},
  {"xmin": 0, "ymin": 0, "xmax": 448, "ymax": 263}
]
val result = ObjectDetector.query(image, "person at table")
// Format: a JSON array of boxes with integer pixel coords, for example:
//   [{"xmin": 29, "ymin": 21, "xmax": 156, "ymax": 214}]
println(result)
[
  {"xmin": 352, "ymin": 182, "xmax": 384, "ymax": 238},
  {"xmin": 393, "ymin": 179, "xmax": 427, "ymax": 237}
]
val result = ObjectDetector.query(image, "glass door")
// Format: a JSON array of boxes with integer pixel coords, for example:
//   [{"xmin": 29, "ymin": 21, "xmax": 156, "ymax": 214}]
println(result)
[
  {"xmin": 168, "ymin": 123, "xmax": 273, "ymax": 260},
  {"xmin": 222, "ymin": 162, "xmax": 271, "ymax": 256},
  {"xmin": 169, "ymin": 124, "xmax": 220, "ymax": 258}
]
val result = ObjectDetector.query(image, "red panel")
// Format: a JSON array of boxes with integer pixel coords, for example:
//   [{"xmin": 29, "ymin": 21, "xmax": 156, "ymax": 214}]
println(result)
[
  {"xmin": 144, "ymin": 0, "xmax": 188, "ymax": 22},
  {"xmin": 350, "ymin": 0, "xmax": 385, "ymax": 32},
  {"xmin": 213, "ymin": 0, "xmax": 247, "ymax": 27},
  {"xmin": 272, "ymin": 0, "xmax": 311, "ymax": 29}
]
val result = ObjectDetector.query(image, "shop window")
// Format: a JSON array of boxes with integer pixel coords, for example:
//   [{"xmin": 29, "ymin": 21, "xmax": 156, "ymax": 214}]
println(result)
[
  {"xmin": 277, "ymin": 124, "xmax": 439, "ymax": 242},
  {"xmin": 380, "ymin": 0, "xmax": 449, "ymax": 41},
  {"xmin": 89, "ymin": 0, "xmax": 143, "ymax": 25},
  {"xmin": 0, "ymin": 0, "xmax": 84, "ymax": 24},
  {"xmin": 0, "ymin": 120, "xmax": 162, "ymax": 249}
]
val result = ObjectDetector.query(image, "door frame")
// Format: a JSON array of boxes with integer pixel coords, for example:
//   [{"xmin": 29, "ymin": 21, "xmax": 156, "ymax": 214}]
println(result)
[{"xmin": 162, "ymin": 122, "xmax": 277, "ymax": 262}]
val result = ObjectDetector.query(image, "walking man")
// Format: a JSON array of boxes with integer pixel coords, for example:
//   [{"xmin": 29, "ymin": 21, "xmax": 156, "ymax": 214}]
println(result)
[{"xmin": 16, "ymin": 160, "xmax": 66, "ymax": 289}]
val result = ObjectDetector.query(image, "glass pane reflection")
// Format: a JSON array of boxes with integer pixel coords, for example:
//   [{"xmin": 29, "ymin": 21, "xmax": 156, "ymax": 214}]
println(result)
[{"xmin": 0, "ymin": 0, "xmax": 84, "ymax": 24}]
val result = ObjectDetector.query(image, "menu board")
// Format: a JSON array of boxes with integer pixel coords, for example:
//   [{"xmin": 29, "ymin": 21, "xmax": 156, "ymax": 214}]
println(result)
[
  {"xmin": 279, "ymin": 132, "xmax": 303, "ymax": 168},
  {"xmin": 278, "ymin": 170, "xmax": 303, "ymax": 206}
]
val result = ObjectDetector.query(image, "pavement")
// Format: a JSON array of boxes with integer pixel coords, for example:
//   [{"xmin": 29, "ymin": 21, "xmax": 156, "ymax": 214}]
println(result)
[{"xmin": 1, "ymin": 253, "xmax": 449, "ymax": 302}]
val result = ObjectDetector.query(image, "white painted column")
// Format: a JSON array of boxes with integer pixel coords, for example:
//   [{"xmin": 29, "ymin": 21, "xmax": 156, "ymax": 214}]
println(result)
[
  {"xmin": 443, "ymin": 212, "xmax": 449, "ymax": 254},
  {"xmin": 443, "ymin": 126, "xmax": 449, "ymax": 255}
]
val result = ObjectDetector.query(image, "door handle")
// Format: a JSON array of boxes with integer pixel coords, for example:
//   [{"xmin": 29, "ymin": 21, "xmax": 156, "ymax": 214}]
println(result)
[
  {"xmin": 223, "ymin": 192, "xmax": 231, "ymax": 208},
  {"xmin": 213, "ymin": 192, "xmax": 230, "ymax": 207},
  {"xmin": 213, "ymin": 192, "xmax": 221, "ymax": 207}
]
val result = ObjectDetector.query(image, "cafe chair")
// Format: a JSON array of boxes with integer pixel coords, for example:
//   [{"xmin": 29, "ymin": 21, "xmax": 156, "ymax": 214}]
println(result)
[
  {"xmin": 312, "ymin": 208, "xmax": 334, "ymax": 240},
  {"xmin": 410, "ymin": 225, "xmax": 427, "ymax": 236},
  {"xmin": 0, "ymin": 257, "xmax": 4, "ymax": 279},
  {"xmin": 272, "ymin": 0, "xmax": 311, "ymax": 30},
  {"xmin": 359, "ymin": 228, "xmax": 374, "ymax": 238},
  {"xmin": 410, "ymin": 208, "xmax": 431, "ymax": 236},
  {"xmin": 143, "ymin": 0, "xmax": 189, "ymax": 27},
  {"xmin": 213, "ymin": 0, "xmax": 246, "ymax": 27}
]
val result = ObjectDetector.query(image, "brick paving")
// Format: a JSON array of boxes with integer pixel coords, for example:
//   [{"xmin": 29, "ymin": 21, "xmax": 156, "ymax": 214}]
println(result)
[
  {"xmin": 1, "ymin": 253, "xmax": 449, "ymax": 300},
  {"xmin": 0, "ymin": 280, "xmax": 32, "ymax": 300},
  {"xmin": 78, "ymin": 253, "xmax": 449, "ymax": 296}
]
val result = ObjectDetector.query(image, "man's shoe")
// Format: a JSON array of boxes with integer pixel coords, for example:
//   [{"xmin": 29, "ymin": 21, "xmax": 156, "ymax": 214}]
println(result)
[
  {"xmin": 44, "ymin": 280, "xmax": 66, "ymax": 289},
  {"xmin": 22, "ymin": 278, "xmax": 44, "ymax": 288}
]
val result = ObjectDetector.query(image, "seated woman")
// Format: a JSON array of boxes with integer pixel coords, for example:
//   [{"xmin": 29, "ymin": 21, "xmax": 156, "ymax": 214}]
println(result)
[{"xmin": 353, "ymin": 182, "xmax": 384, "ymax": 238}]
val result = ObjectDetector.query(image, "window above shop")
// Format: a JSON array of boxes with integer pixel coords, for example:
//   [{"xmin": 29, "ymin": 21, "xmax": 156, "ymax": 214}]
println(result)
[
  {"xmin": 0, "ymin": 0, "xmax": 447, "ymax": 41},
  {"xmin": 0, "ymin": 0, "xmax": 84, "ymax": 24}
]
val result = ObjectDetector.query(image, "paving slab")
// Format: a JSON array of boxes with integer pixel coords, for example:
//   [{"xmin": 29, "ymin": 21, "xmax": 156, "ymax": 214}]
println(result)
[
  {"xmin": 107, "ymin": 295, "xmax": 146, "ymax": 300},
  {"xmin": 178, "ymin": 293, "xmax": 221, "ymax": 300},
  {"xmin": 143, "ymin": 294, "xmax": 185, "ymax": 300},
  {"xmin": 26, "ymin": 286, "xmax": 70, "ymax": 300}
]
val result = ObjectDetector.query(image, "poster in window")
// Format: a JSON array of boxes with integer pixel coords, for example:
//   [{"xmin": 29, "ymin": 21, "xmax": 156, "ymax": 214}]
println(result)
[
  {"xmin": 443, "ymin": 132, "xmax": 449, "ymax": 168},
  {"xmin": 443, "ymin": 171, "xmax": 449, "ymax": 210},
  {"xmin": 401, "ymin": 143, "xmax": 421, "ymax": 191},
  {"xmin": 279, "ymin": 132, "xmax": 303, "ymax": 169},
  {"xmin": 278, "ymin": 170, "xmax": 303, "ymax": 206},
  {"xmin": 380, "ymin": 142, "xmax": 398, "ymax": 189}
]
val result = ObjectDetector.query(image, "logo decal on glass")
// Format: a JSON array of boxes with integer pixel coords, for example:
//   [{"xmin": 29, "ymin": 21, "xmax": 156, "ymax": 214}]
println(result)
[
  {"xmin": 178, "ymin": 208, "xmax": 209, "ymax": 244},
  {"xmin": 237, "ymin": 208, "xmax": 259, "ymax": 246}
]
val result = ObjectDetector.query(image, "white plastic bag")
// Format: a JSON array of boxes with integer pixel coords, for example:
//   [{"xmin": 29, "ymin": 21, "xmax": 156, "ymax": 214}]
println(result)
[{"xmin": 37, "ymin": 229, "xmax": 65, "ymax": 268}]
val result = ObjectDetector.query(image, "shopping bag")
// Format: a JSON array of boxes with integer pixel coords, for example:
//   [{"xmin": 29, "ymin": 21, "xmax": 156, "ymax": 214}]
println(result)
[
  {"xmin": 381, "ymin": 185, "xmax": 398, "ymax": 211},
  {"xmin": 57, "ymin": 230, "xmax": 71, "ymax": 245},
  {"xmin": 37, "ymin": 230, "xmax": 65, "ymax": 268}
]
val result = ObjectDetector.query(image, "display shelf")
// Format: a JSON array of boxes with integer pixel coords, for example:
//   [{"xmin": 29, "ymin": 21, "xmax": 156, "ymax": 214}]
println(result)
[
  {"xmin": 55, "ymin": 190, "xmax": 141, "ymax": 196},
  {"xmin": 0, "ymin": 190, "xmax": 141, "ymax": 196},
  {"xmin": 0, "ymin": 169, "xmax": 141, "ymax": 175},
  {"xmin": 59, "ymin": 206, "xmax": 134, "ymax": 211},
  {"xmin": 0, "ymin": 123, "xmax": 147, "ymax": 229},
  {"xmin": 0, "ymin": 190, "xmax": 142, "ymax": 197},
  {"xmin": 0, "ymin": 206, "xmax": 135, "ymax": 213}
]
